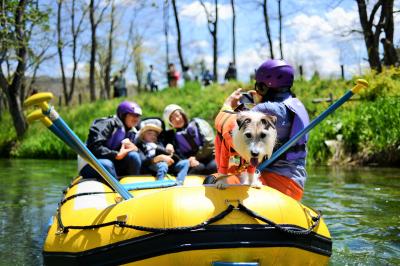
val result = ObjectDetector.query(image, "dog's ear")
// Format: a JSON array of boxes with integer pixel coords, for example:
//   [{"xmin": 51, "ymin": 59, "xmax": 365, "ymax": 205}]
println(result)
[
  {"xmin": 236, "ymin": 113, "xmax": 251, "ymax": 130},
  {"xmin": 261, "ymin": 115, "xmax": 277, "ymax": 129}
]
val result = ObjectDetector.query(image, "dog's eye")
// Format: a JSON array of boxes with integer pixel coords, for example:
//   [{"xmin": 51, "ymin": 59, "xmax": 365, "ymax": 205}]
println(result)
[
  {"xmin": 260, "ymin": 133, "xmax": 266, "ymax": 139},
  {"xmin": 245, "ymin": 133, "xmax": 252, "ymax": 139}
]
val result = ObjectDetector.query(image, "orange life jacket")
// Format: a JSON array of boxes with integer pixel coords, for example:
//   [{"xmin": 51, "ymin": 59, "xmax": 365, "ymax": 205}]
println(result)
[{"xmin": 214, "ymin": 110, "xmax": 256, "ymax": 175}]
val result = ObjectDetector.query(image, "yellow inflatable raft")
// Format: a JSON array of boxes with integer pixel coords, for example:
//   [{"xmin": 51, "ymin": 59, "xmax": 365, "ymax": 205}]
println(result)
[{"xmin": 43, "ymin": 176, "xmax": 331, "ymax": 265}]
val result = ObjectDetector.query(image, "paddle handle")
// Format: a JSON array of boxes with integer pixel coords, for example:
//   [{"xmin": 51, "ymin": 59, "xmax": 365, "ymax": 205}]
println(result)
[{"xmin": 24, "ymin": 94, "xmax": 133, "ymax": 200}]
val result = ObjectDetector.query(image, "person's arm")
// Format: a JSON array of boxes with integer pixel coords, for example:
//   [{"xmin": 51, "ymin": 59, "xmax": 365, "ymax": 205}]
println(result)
[
  {"xmin": 86, "ymin": 118, "xmax": 118, "ymax": 160},
  {"xmin": 152, "ymin": 154, "xmax": 174, "ymax": 166},
  {"xmin": 221, "ymin": 88, "xmax": 242, "ymax": 111},
  {"xmin": 115, "ymin": 139, "xmax": 138, "ymax": 160}
]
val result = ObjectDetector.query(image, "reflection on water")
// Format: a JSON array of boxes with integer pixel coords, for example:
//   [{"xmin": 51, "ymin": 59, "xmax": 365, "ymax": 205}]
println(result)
[
  {"xmin": 0, "ymin": 159, "xmax": 74, "ymax": 265},
  {"xmin": 0, "ymin": 160, "xmax": 399, "ymax": 265},
  {"xmin": 302, "ymin": 166, "xmax": 400, "ymax": 265}
]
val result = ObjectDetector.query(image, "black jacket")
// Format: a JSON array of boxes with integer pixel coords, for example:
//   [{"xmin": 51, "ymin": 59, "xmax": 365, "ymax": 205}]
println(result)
[{"xmin": 86, "ymin": 115, "xmax": 137, "ymax": 161}]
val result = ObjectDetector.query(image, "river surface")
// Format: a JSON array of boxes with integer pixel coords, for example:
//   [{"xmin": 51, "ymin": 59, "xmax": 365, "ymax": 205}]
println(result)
[{"xmin": 0, "ymin": 159, "xmax": 399, "ymax": 265}]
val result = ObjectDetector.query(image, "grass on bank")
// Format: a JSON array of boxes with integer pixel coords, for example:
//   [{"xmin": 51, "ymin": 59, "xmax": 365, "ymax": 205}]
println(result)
[{"xmin": 1, "ymin": 68, "xmax": 399, "ymax": 166}]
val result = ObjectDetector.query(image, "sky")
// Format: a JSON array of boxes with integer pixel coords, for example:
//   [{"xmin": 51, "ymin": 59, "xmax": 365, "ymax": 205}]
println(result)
[{"xmin": 35, "ymin": 0, "xmax": 400, "ymax": 86}]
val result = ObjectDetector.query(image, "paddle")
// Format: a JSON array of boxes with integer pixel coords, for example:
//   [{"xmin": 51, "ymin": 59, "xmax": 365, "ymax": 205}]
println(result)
[
  {"xmin": 24, "ymin": 93, "xmax": 133, "ymax": 200},
  {"xmin": 257, "ymin": 79, "xmax": 368, "ymax": 172}
]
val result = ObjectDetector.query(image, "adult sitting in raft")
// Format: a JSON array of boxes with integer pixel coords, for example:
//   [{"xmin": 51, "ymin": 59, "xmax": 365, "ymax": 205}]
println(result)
[
  {"xmin": 163, "ymin": 104, "xmax": 217, "ymax": 175},
  {"xmin": 79, "ymin": 101, "xmax": 142, "ymax": 180},
  {"xmin": 217, "ymin": 59, "xmax": 310, "ymax": 201}
]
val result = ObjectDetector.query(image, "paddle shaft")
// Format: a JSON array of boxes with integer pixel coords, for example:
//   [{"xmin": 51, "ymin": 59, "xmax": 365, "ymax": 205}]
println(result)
[
  {"xmin": 257, "ymin": 80, "xmax": 367, "ymax": 172},
  {"xmin": 53, "ymin": 117, "xmax": 133, "ymax": 199},
  {"xmin": 32, "ymin": 103, "xmax": 133, "ymax": 200}
]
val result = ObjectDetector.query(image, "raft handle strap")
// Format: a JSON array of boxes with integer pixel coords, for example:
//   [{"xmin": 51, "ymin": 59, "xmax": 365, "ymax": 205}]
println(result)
[
  {"xmin": 55, "ymin": 204, "xmax": 235, "ymax": 234},
  {"xmin": 54, "ymin": 195, "xmax": 320, "ymax": 236},
  {"xmin": 237, "ymin": 203, "xmax": 321, "ymax": 236}
]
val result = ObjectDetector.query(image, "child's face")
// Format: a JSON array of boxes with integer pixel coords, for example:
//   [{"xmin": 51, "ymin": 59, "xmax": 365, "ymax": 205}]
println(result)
[{"xmin": 143, "ymin": 130, "xmax": 158, "ymax": 143}]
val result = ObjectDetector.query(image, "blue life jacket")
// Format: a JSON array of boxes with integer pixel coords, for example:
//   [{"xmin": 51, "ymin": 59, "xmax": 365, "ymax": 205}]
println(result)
[
  {"xmin": 174, "ymin": 118, "xmax": 215, "ymax": 161},
  {"xmin": 282, "ymin": 96, "xmax": 310, "ymax": 160},
  {"xmin": 104, "ymin": 116, "xmax": 136, "ymax": 150},
  {"xmin": 175, "ymin": 120, "xmax": 203, "ymax": 156}
]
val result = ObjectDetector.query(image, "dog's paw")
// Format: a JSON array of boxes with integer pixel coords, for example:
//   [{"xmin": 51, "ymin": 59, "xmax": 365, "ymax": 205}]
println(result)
[{"xmin": 215, "ymin": 180, "xmax": 228, "ymax": 190}]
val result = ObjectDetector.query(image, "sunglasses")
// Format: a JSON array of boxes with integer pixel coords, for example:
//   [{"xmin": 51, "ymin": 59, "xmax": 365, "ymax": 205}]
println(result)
[{"xmin": 254, "ymin": 82, "xmax": 269, "ymax": 96}]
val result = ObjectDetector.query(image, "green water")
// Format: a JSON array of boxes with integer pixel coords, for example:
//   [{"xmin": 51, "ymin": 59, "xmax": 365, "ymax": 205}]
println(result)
[{"xmin": 0, "ymin": 159, "xmax": 399, "ymax": 265}]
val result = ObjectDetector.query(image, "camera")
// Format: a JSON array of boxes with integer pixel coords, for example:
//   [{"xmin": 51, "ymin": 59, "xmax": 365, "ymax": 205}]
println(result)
[
  {"xmin": 240, "ymin": 92, "xmax": 254, "ymax": 104},
  {"xmin": 235, "ymin": 92, "xmax": 255, "ymax": 111}
]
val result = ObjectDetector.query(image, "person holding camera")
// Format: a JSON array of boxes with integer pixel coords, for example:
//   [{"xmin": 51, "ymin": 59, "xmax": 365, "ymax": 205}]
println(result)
[{"xmin": 220, "ymin": 59, "xmax": 310, "ymax": 201}]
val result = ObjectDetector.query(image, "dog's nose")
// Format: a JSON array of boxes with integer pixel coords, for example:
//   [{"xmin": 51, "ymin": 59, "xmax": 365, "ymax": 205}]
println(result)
[{"xmin": 251, "ymin": 151, "xmax": 259, "ymax": 157}]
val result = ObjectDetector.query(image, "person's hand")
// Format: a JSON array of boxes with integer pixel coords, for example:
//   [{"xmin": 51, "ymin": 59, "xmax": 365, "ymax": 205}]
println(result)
[
  {"xmin": 115, "ymin": 146, "xmax": 132, "ymax": 160},
  {"xmin": 122, "ymin": 139, "xmax": 138, "ymax": 152},
  {"xmin": 153, "ymin": 154, "xmax": 174, "ymax": 166},
  {"xmin": 165, "ymin": 143, "xmax": 174, "ymax": 155},
  {"xmin": 115, "ymin": 141, "xmax": 138, "ymax": 160},
  {"xmin": 188, "ymin": 156, "xmax": 200, "ymax": 167},
  {"xmin": 248, "ymin": 89, "xmax": 263, "ymax": 104},
  {"xmin": 224, "ymin": 88, "xmax": 243, "ymax": 109}
]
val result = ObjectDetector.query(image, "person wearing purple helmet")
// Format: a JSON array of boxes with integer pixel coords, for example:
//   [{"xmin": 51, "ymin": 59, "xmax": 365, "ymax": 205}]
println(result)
[
  {"xmin": 219, "ymin": 59, "xmax": 310, "ymax": 201},
  {"xmin": 79, "ymin": 101, "xmax": 142, "ymax": 180}
]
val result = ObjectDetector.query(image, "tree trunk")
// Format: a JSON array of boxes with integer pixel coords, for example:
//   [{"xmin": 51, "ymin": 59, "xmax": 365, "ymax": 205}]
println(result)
[
  {"xmin": 5, "ymin": 0, "xmax": 28, "ymax": 138},
  {"xmin": 278, "ymin": 0, "xmax": 283, "ymax": 59},
  {"xmin": 171, "ymin": 0, "xmax": 186, "ymax": 71},
  {"xmin": 163, "ymin": 0, "xmax": 170, "ymax": 81},
  {"xmin": 231, "ymin": 0, "xmax": 236, "ymax": 65},
  {"xmin": 104, "ymin": 0, "xmax": 115, "ymax": 99},
  {"xmin": 89, "ymin": 0, "xmax": 97, "ymax": 102},
  {"xmin": 57, "ymin": 0, "xmax": 68, "ymax": 105},
  {"xmin": 262, "ymin": 0, "xmax": 274, "ymax": 59},
  {"xmin": 356, "ymin": 0, "xmax": 383, "ymax": 72},
  {"xmin": 381, "ymin": 0, "xmax": 398, "ymax": 66},
  {"xmin": 200, "ymin": 0, "xmax": 218, "ymax": 81},
  {"xmin": 213, "ymin": 0, "xmax": 218, "ymax": 81}
]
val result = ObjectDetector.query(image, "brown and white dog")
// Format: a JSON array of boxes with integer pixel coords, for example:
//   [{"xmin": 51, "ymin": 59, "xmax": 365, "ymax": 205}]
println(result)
[{"xmin": 214, "ymin": 110, "xmax": 277, "ymax": 188}]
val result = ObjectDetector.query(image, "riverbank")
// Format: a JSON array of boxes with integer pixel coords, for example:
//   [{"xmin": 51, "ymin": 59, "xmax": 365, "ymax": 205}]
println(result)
[{"xmin": 1, "ymin": 68, "xmax": 399, "ymax": 166}]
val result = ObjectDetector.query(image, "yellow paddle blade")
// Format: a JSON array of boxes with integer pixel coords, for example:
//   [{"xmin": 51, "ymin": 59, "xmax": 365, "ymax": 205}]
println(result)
[
  {"xmin": 26, "ymin": 109, "xmax": 52, "ymax": 127},
  {"xmin": 24, "ymin": 92, "xmax": 53, "ymax": 110},
  {"xmin": 352, "ymin": 79, "xmax": 369, "ymax": 94}
]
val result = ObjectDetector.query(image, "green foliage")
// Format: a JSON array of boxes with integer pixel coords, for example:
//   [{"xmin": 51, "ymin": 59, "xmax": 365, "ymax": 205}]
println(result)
[
  {"xmin": 1, "ymin": 70, "xmax": 400, "ymax": 166},
  {"xmin": 0, "ymin": 1, "xmax": 50, "ymax": 49},
  {"xmin": 356, "ymin": 67, "xmax": 400, "ymax": 100}
]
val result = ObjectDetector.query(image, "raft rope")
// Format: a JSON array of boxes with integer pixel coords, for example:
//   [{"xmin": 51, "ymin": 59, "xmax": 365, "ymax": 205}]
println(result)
[
  {"xmin": 55, "ymin": 192, "xmax": 321, "ymax": 236},
  {"xmin": 237, "ymin": 203, "xmax": 321, "ymax": 236}
]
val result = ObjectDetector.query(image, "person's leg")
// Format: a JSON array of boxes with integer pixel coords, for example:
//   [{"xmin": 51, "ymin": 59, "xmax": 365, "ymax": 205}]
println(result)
[
  {"xmin": 115, "ymin": 151, "xmax": 142, "ymax": 176},
  {"xmin": 188, "ymin": 162, "xmax": 205, "ymax": 174},
  {"xmin": 80, "ymin": 159, "xmax": 117, "ymax": 180},
  {"xmin": 173, "ymin": 159, "xmax": 190, "ymax": 185},
  {"xmin": 149, "ymin": 162, "xmax": 168, "ymax": 180},
  {"xmin": 205, "ymin": 159, "xmax": 217, "ymax": 174}
]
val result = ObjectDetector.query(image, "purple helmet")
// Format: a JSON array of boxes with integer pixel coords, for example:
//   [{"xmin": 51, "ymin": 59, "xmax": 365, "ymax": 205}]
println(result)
[
  {"xmin": 255, "ymin": 59, "xmax": 294, "ymax": 89},
  {"xmin": 116, "ymin": 101, "xmax": 142, "ymax": 119}
]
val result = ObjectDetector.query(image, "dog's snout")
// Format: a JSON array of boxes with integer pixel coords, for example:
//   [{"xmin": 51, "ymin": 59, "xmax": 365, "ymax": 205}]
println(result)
[{"xmin": 251, "ymin": 151, "xmax": 259, "ymax": 157}]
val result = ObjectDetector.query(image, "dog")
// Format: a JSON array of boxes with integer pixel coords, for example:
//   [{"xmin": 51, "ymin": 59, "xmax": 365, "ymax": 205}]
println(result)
[{"xmin": 213, "ymin": 110, "xmax": 277, "ymax": 188}]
